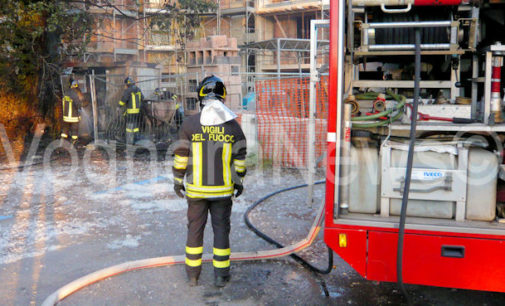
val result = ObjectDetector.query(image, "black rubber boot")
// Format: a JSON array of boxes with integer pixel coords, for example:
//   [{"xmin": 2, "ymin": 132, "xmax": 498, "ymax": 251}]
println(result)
[
  {"xmin": 187, "ymin": 276, "xmax": 199, "ymax": 287},
  {"xmin": 214, "ymin": 275, "xmax": 230, "ymax": 288}
]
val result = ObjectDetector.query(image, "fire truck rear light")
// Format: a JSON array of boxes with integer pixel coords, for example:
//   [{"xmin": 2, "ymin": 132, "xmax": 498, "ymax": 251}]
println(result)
[{"xmin": 339, "ymin": 233, "xmax": 347, "ymax": 247}]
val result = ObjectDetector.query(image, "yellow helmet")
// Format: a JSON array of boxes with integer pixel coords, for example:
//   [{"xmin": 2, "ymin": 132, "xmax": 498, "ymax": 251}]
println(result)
[
  {"xmin": 70, "ymin": 79, "xmax": 78, "ymax": 88},
  {"xmin": 124, "ymin": 76, "xmax": 134, "ymax": 87}
]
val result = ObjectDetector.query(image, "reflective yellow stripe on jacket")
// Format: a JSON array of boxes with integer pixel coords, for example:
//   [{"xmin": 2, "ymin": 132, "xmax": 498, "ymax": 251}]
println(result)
[
  {"xmin": 174, "ymin": 155, "xmax": 188, "ymax": 170},
  {"xmin": 233, "ymin": 158, "xmax": 246, "ymax": 173},
  {"xmin": 185, "ymin": 136, "xmax": 237, "ymax": 199},
  {"xmin": 127, "ymin": 91, "xmax": 140, "ymax": 114},
  {"xmin": 192, "ymin": 142, "xmax": 203, "ymax": 186},
  {"xmin": 222, "ymin": 143, "xmax": 232, "ymax": 186},
  {"xmin": 185, "ymin": 184, "xmax": 234, "ymax": 199},
  {"xmin": 63, "ymin": 96, "xmax": 79, "ymax": 122}
]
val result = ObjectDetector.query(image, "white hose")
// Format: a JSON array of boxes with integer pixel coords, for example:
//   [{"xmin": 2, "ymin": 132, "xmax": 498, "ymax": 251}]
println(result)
[{"xmin": 42, "ymin": 198, "xmax": 325, "ymax": 305}]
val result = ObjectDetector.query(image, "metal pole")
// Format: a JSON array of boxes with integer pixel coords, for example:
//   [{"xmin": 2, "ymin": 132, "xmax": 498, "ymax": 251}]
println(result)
[
  {"xmin": 217, "ymin": 0, "xmax": 221, "ymax": 35},
  {"xmin": 308, "ymin": 20, "xmax": 329, "ymax": 207},
  {"xmin": 90, "ymin": 70, "xmax": 99, "ymax": 144},
  {"xmin": 298, "ymin": 52, "xmax": 302, "ymax": 75},
  {"xmin": 307, "ymin": 21, "xmax": 318, "ymax": 207},
  {"xmin": 484, "ymin": 51, "xmax": 492, "ymax": 124},
  {"xmin": 246, "ymin": 5, "xmax": 249, "ymax": 45},
  {"xmin": 366, "ymin": 21, "xmax": 452, "ymax": 29},
  {"xmin": 335, "ymin": 0, "xmax": 345, "ymax": 217},
  {"xmin": 246, "ymin": 50, "xmax": 250, "ymax": 92},
  {"xmin": 347, "ymin": 0, "xmax": 354, "ymax": 52},
  {"xmin": 143, "ymin": 3, "xmax": 146, "ymax": 63},
  {"xmin": 368, "ymin": 44, "xmax": 451, "ymax": 50},
  {"xmin": 113, "ymin": 9, "xmax": 116, "ymax": 62},
  {"xmin": 277, "ymin": 38, "xmax": 281, "ymax": 86},
  {"xmin": 471, "ymin": 55, "xmax": 478, "ymax": 119},
  {"xmin": 340, "ymin": 103, "xmax": 352, "ymax": 214}
]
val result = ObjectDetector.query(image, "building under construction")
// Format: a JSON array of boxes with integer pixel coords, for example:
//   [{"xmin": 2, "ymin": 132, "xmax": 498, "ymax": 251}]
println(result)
[
  {"xmin": 66, "ymin": 0, "xmax": 329, "ymax": 96},
  {"xmin": 61, "ymin": 0, "xmax": 329, "ymax": 148}
]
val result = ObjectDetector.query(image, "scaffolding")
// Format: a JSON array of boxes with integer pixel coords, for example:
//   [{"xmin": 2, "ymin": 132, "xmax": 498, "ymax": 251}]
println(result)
[
  {"xmin": 82, "ymin": 0, "xmax": 141, "ymax": 65},
  {"xmin": 240, "ymin": 38, "xmax": 329, "ymax": 95},
  {"xmin": 74, "ymin": 0, "xmax": 331, "ymax": 96}
]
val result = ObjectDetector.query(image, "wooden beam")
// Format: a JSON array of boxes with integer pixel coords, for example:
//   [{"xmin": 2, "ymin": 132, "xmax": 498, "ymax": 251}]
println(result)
[{"xmin": 273, "ymin": 15, "xmax": 287, "ymax": 38}]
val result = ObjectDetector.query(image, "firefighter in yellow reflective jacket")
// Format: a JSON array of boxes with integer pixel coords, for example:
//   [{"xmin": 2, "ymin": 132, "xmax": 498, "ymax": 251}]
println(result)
[
  {"xmin": 172, "ymin": 75, "xmax": 247, "ymax": 287},
  {"xmin": 173, "ymin": 94, "xmax": 184, "ymax": 129},
  {"xmin": 61, "ymin": 79, "xmax": 83, "ymax": 144},
  {"xmin": 119, "ymin": 77, "xmax": 144, "ymax": 144}
]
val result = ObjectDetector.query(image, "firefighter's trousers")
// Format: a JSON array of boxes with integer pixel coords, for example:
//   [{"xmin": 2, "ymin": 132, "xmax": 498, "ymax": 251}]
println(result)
[
  {"xmin": 185, "ymin": 198, "xmax": 232, "ymax": 279},
  {"xmin": 125, "ymin": 113, "xmax": 140, "ymax": 144},
  {"xmin": 61, "ymin": 121, "xmax": 79, "ymax": 141}
]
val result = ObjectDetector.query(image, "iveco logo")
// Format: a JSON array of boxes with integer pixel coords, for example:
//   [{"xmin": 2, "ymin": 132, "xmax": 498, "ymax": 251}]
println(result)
[{"xmin": 423, "ymin": 172, "xmax": 443, "ymax": 178}]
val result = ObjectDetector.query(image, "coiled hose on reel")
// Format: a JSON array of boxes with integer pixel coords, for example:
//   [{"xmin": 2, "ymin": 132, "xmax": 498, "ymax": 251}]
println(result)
[{"xmin": 349, "ymin": 90, "xmax": 407, "ymax": 128}]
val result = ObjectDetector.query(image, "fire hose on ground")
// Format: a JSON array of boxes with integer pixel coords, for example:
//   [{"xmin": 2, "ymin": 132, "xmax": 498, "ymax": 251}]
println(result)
[{"xmin": 42, "ymin": 181, "xmax": 330, "ymax": 305}]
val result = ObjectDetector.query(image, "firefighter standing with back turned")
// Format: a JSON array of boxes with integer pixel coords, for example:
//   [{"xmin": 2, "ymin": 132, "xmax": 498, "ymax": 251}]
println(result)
[
  {"xmin": 173, "ymin": 93, "xmax": 184, "ymax": 129},
  {"xmin": 61, "ymin": 79, "xmax": 83, "ymax": 145},
  {"xmin": 119, "ymin": 76, "xmax": 144, "ymax": 145},
  {"xmin": 172, "ymin": 75, "xmax": 247, "ymax": 287}
]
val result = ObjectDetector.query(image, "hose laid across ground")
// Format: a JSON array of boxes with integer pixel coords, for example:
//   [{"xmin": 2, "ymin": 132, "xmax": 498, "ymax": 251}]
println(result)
[
  {"xmin": 42, "ymin": 181, "xmax": 328, "ymax": 305},
  {"xmin": 244, "ymin": 181, "xmax": 333, "ymax": 274}
]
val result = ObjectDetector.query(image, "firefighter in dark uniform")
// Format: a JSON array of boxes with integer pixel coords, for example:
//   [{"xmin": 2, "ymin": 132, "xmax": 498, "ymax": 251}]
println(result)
[
  {"xmin": 173, "ymin": 93, "xmax": 184, "ymax": 129},
  {"xmin": 119, "ymin": 77, "xmax": 144, "ymax": 144},
  {"xmin": 61, "ymin": 79, "xmax": 83, "ymax": 144},
  {"xmin": 154, "ymin": 87, "xmax": 162, "ymax": 100},
  {"xmin": 172, "ymin": 75, "xmax": 247, "ymax": 287}
]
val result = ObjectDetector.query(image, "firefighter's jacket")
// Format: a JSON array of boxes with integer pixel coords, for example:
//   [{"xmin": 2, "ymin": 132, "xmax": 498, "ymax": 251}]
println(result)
[
  {"xmin": 173, "ymin": 99, "xmax": 247, "ymax": 199},
  {"xmin": 62, "ymin": 88, "xmax": 82, "ymax": 123},
  {"xmin": 119, "ymin": 85, "xmax": 144, "ymax": 114}
]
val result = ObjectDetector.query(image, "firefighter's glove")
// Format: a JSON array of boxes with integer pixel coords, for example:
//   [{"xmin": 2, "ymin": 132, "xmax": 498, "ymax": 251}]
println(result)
[
  {"xmin": 174, "ymin": 183, "xmax": 185, "ymax": 198},
  {"xmin": 234, "ymin": 183, "xmax": 243, "ymax": 198}
]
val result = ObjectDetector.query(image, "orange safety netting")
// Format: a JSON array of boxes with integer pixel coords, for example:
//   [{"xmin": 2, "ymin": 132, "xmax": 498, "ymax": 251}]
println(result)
[{"xmin": 256, "ymin": 77, "xmax": 328, "ymax": 168}]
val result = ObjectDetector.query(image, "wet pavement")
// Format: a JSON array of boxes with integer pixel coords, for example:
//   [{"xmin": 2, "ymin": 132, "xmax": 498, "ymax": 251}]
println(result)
[{"xmin": 0, "ymin": 153, "xmax": 504, "ymax": 305}]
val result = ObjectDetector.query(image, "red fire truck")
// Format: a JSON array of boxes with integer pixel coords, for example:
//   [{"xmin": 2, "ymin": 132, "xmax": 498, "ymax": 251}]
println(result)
[{"xmin": 324, "ymin": 0, "xmax": 505, "ymax": 292}]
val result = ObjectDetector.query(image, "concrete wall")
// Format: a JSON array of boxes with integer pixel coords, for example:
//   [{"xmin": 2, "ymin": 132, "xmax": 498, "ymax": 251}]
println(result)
[{"xmin": 185, "ymin": 36, "xmax": 243, "ymax": 113}]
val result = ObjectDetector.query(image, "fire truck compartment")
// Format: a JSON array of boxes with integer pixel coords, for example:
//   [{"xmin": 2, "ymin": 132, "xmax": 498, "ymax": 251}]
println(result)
[
  {"xmin": 347, "ymin": 141, "xmax": 498, "ymax": 222},
  {"xmin": 325, "ymin": 227, "xmax": 505, "ymax": 292}
]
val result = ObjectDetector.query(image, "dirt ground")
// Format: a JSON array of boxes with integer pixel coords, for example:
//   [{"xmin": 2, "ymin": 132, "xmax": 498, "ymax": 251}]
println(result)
[{"xmin": 1, "ymin": 151, "xmax": 505, "ymax": 306}]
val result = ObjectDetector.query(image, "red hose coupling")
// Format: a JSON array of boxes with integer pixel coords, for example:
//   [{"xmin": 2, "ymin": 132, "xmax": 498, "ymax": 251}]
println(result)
[
  {"xmin": 492, "ymin": 57, "xmax": 503, "ymax": 94},
  {"xmin": 414, "ymin": 0, "xmax": 462, "ymax": 6}
]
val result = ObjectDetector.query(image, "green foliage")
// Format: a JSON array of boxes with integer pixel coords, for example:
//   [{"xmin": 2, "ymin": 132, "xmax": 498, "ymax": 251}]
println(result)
[
  {"xmin": 0, "ymin": 0, "xmax": 92, "ymax": 113},
  {"xmin": 0, "ymin": 0, "xmax": 215, "ymax": 120},
  {"xmin": 157, "ymin": 0, "xmax": 217, "ymax": 47}
]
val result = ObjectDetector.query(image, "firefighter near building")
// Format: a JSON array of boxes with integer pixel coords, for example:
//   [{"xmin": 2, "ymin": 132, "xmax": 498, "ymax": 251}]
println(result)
[
  {"xmin": 118, "ymin": 76, "xmax": 144, "ymax": 145},
  {"xmin": 41, "ymin": 0, "xmax": 505, "ymax": 304},
  {"xmin": 61, "ymin": 79, "xmax": 83, "ymax": 144},
  {"xmin": 172, "ymin": 75, "xmax": 247, "ymax": 287}
]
